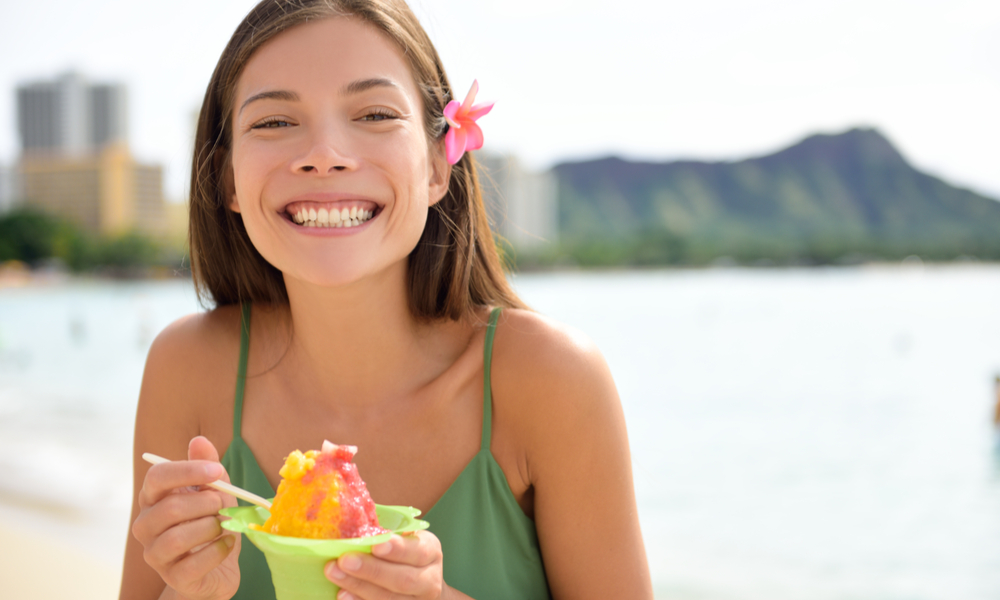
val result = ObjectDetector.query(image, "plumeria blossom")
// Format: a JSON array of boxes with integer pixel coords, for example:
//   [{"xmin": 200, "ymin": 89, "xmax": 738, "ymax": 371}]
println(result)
[{"xmin": 443, "ymin": 80, "xmax": 494, "ymax": 165}]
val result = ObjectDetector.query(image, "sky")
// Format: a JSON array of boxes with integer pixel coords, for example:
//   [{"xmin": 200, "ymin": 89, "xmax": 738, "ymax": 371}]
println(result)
[{"xmin": 0, "ymin": 0, "xmax": 997, "ymax": 201}]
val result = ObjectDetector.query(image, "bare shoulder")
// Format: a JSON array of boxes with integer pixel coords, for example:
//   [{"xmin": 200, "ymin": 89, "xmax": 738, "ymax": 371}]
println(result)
[
  {"xmin": 492, "ymin": 308, "xmax": 606, "ymax": 368},
  {"xmin": 136, "ymin": 304, "xmax": 243, "ymax": 456},
  {"xmin": 489, "ymin": 309, "xmax": 623, "ymax": 468},
  {"xmin": 147, "ymin": 303, "xmax": 242, "ymax": 366},
  {"xmin": 491, "ymin": 308, "xmax": 617, "ymax": 414},
  {"xmin": 142, "ymin": 305, "xmax": 242, "ymax": 402}
]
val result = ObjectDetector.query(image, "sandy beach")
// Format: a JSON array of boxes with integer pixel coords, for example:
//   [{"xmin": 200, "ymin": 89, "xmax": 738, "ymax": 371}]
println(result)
[
  {"xmin": 0, "ymin": 398, "xmax": 133, "ymax": 600},
  {"xmin": 0, "ymin": 519, "xmax": 122, "ymax": 600}
]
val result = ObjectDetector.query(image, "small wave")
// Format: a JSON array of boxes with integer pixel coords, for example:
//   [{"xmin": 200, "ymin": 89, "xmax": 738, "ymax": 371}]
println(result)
[{"xmin": 0, "ymin": 441, "xmax": 117, "ymax": 513}]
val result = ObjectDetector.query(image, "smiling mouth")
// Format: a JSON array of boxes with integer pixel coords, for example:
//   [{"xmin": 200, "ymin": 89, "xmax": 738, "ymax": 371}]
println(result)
[{"xmin": 285, "ymin": 201, "xmax": 379, "ymax": 228}]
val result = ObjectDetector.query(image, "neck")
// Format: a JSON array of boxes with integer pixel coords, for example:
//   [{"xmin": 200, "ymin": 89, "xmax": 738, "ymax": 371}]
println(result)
[{"xmin": 278, "ymin": 260, "xmax": 455, "ymax": 407}]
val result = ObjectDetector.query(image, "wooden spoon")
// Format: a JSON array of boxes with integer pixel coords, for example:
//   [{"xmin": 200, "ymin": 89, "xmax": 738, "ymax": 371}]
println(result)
[{"xmin": 142, "ymin": 452, "xmax": 272, "ymax": 510}]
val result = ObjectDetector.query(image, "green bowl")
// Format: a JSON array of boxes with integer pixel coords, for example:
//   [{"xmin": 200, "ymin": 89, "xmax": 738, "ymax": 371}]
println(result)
[{"xmin": 220, "ymin": 503, "xmax": 429, "ymax": 600}]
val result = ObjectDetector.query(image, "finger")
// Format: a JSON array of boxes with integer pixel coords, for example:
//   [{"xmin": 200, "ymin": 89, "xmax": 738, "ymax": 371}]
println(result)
[
  {"xmin": 138, "ymin": 460, "xmax": 226, "ymax": 508},
  {"xmin": 329, "ymin": 551, "xmax": 439, "ymax": 597},
  {"xmin": 145, "ymin": 513, "xmax": 228, "ymax": 568},
  {"xmin": 164, "ymin": 534, "xmax": 238, "ymax": 591},
  {"xmin": 371, "ymin": 532, "xmax": 440, "ymax": 568},
  {"xmin": 187, "ymin": 436, "xmax": 240, "ymax": 509},
  {"xmin": 133, "ymin": 489, "xmax": 227, "ymax": 545},
  {"xmin": 188, "ymin": 436, "xmax": 223, "ymax": 471},
  {"xmin": 330, "ymin": 573, "xmax": 403, "ymax": 600},
  {"xmin": 329, "ymin": 564, "xmax": 443, "ymax": 600},
  {"xmin": 326, "ymin": 564, "xmax": 410, "ymax": 600}
]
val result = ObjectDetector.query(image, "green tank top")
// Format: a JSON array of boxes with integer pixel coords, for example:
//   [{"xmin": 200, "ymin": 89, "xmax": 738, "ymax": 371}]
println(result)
[{"xmin": 221, "ymin": 304, "xmax": 551, "ymax": 600}]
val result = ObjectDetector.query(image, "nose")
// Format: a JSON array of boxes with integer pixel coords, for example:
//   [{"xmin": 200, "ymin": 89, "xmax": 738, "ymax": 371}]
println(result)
[{"xmin": 291, "ymin": 125, "xmax": 359, "ymax": 174}]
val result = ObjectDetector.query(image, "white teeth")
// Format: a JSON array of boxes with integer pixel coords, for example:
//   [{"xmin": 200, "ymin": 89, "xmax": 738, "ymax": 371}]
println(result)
[{"xmin": 291, "ymin": 205, "xmax": 375, "ymax": 227}]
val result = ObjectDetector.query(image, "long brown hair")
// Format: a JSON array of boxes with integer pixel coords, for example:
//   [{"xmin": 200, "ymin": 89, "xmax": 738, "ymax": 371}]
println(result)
[{"xmin": 188, "ymin": 0, "xmax": 526, "ymax": 320}]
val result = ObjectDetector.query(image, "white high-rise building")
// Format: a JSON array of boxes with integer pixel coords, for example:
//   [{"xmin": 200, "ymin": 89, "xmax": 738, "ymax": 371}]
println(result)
[
  {"xmin": 477, "ymin": 153, "xmax": 558, "ymax": 252},
  {"xmin": 17, "ymin": 72, "xmax": 127, "ymax": 157}
]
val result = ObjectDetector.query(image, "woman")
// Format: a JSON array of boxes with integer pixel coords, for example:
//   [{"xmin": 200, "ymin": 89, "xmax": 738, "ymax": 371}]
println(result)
[{"xmin": 120, "ymin": 1, "xmax": 651, "ymax": 599}]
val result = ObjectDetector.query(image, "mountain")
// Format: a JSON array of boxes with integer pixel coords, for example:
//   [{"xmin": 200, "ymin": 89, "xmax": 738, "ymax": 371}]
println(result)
[{"xmin": 550, "ymin": 128, "xmax": 1000, "ymax": 264}]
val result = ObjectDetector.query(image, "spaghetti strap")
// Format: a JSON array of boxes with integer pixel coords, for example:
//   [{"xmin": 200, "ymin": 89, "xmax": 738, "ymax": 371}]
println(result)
[
  {"xmin": 233, "ymin": 302, "xmax": 251, "ymax": 439},
  {"xmin": 481, "ymin": 307, "xmax": 502, "ymax": 451}
]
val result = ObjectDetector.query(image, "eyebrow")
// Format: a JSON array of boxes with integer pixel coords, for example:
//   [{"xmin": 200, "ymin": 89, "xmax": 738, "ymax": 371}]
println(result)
[
  {"xmin": 239, "ymin": 90, "xmax": 300, "ymax": 115},
  {"xmin": 341, "ymin": 77, "xmax": 400, "ymax": 96},
  {"xmin": 238, "ymin": 79, "xmax": 401, "ymax": 116}
]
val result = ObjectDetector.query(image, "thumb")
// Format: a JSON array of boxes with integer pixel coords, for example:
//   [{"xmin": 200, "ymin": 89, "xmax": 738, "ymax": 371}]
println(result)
[
  {"xmin": 189, "ymin": 435, "xmax": 221, "ymax": 461},
  {"xmin": 188, "ymin": 436, "xmax": 237, "ymax": 509},
  {"xmin": 188, "ymin": 435, "xmax": 229, "ymax": 482}
]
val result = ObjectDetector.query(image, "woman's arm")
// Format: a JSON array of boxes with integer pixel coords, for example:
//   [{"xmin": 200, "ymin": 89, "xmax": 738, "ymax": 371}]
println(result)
[
  {"xmin": 119, "ymin": 312, "xmax": 242, "ymax": 600},
  {"xmin": 496, "ymin": 310, "xmax": 654, "ymax": 599}
]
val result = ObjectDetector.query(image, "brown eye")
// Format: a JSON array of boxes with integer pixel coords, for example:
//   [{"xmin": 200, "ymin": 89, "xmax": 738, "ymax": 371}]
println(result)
[
  {"xmin": 361, "ymin": 109, "xmax": 398, "ymax": 122},
  {"xmin": 252, "ymin": 118, "xmax": 291, "ymax": 129}
]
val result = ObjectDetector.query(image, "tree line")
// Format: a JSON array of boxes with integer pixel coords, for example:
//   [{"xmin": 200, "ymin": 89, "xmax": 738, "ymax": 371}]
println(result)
[{"xmin": 0, "ymin": 207, "xmax": 182, "ymax": 275}]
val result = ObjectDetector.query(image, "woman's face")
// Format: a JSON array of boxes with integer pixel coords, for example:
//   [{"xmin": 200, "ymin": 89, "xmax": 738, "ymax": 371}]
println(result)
[{"xmin": 229, "ymin": 17, "xmax": 450, "ymax": 289}]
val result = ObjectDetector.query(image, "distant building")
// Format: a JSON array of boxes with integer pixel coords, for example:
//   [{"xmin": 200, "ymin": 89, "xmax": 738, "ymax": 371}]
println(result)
[
  {"xmin": 13, "ymin": 72, "xmax": 165, "ymax": 236},
  {"xmin": 17, "ymin": 72, "xmax": 127, "ymax": 157},
  {"xmin": 0, "ymin": 164, "xmax": 20, "ymax": 214},
  {"xmin": 20, "ymin": 144, "xmax": 164, "ymax": 235},
  {"xmin": 477, "ymin": 153, "xmax": 558, "ymax": 251}
]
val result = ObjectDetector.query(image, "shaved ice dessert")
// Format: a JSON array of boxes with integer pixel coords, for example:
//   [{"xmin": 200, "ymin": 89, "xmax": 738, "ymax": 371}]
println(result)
[
  {"xmin": 253, "ymin": 440, "xmax": 387, "ymax": 539},
  {"xmin": 220, "ymin": 440, "xmax": 428, "ymax": 600}
]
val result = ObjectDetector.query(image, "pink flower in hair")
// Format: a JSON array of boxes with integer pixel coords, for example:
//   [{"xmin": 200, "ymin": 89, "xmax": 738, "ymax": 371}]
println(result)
[{"xmin": 443, "ymin": 80, "xmax": 494, "ymax": 165}]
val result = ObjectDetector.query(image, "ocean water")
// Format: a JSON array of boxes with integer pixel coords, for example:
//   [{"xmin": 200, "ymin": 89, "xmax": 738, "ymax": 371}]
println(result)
[{"xmin": 1, "ymin": 265, "xmax": 999, "ymax": 598}]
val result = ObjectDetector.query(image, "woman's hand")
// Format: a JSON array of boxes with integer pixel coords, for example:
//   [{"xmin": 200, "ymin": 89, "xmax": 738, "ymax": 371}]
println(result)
[
  {"xmin": 325, "ymin": 531, "xmax": 464, "ymax": 600},
  {"xmin": 131, "ymin": 436, "xmax": 241, "ymax": 600}
]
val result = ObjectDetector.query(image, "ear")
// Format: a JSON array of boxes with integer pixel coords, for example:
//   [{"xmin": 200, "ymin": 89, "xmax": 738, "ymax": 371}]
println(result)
[{"xmin": 427, "ymin": 138, "xmax": 452, "ymax": 206}]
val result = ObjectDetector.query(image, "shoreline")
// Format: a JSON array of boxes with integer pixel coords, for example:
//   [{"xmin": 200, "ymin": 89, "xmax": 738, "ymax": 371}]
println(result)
[{"xmin": 1, "ymin": 259, "xmax": 999, "ymax": 291}]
